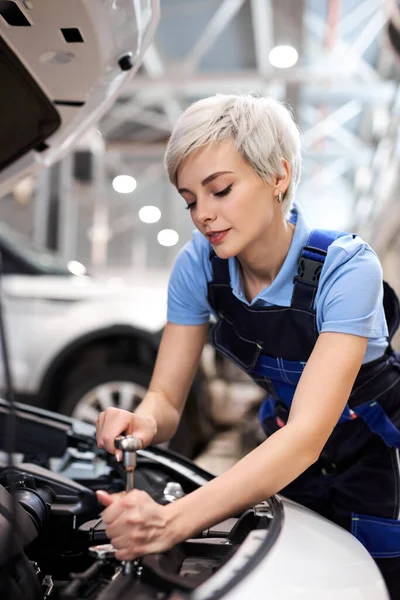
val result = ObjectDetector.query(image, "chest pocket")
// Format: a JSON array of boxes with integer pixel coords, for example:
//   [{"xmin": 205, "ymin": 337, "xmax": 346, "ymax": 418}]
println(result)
[{"xmin": 212, "ymin": 313, "xmax": 262, "ymax": 371}]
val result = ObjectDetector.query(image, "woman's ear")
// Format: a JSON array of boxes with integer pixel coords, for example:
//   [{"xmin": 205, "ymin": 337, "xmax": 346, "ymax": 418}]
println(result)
[{"xmin": 273, "ymin": 159, "xmax": 291, "ymax": 196}]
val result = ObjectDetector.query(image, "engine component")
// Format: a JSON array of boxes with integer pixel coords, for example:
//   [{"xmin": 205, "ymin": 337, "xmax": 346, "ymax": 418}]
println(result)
[
  {"xmin": 4, "ymin": 472, "xmax": 55, "ymax": 533},
  {"xmin": 163, "ymin": 481, "xmax": 185, "ymax": 503},
  {"xmin": 0, "ymin": 484, "xmax": 38, "ymax": 562},
  {"xmin": 89, "ymin": 543, "xmax": 118, "ymax": 561}
]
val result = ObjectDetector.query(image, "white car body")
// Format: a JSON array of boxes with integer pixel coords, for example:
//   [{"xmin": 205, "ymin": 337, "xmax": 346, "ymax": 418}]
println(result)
[
  {"xmin": 0, "ymin": 227, "xmax": 211, "ymax": 459},
  {"xmin": 1, "ymin": 272, "xmax": 168, "ymax": 395},
  {"xmin": 196, "ymin": 498, "xmax": 388, "ymax": 599},
  {"xmin": 134, "ymin": 448, "xmax": 389, "ymax": 600},
  {"xmin": 0, "ymin": 0, "xmax": 159, "ymax": 196}
]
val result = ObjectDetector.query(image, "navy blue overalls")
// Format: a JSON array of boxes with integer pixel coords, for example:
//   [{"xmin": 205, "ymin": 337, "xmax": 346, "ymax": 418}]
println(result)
[{"xmin": 208, "ymin": 229, "xmax": 400, "ymax": 598}]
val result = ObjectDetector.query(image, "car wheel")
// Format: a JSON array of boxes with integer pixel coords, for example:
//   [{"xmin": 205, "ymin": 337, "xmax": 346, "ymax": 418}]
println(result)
[{"xmin": 57, "ymin": 364, "xmax": 212, "ymax": 458}]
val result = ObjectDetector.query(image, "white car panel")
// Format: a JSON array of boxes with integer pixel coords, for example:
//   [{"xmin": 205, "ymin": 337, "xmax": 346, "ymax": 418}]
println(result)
[
  {"xmin": 194, "ymin": 498, "xmax": 389, "ymax": 600},
  {"xmin": 0, "ymin": 0, "xmax": 159, "ymax": 196},
  {"xmin": 0, "ymin": 274, "xmax": 168, "ymax": 392}
]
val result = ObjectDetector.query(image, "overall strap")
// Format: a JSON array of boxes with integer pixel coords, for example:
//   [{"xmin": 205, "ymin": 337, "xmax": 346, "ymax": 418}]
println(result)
[
  {"xmin": 209, "ymin": 248, "xmax": 230, "ymax": 284},
  {"xmin": 291, "ymin": 229, "xmax": 347, "ymax": 310},
  {"xmin": 210, "ymin": 230, "xmax": 349, "ymax": 303}
]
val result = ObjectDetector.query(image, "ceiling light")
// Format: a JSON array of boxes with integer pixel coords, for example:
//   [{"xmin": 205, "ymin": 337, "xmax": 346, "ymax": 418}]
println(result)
[
  {"xmin": 112, "ymin": 175, "xmax": 137, "ymax": 194},
  {"xmin": 157, "ymin": 229, "xmax": 179, "ymax": 247},
  {"xmin": 139, "ymin": 205, "xmax": 161, "ymax": 223},
  {"xmin": 268, "ymin": 45, "xmax": 298, "ymax": 69},
  {"xmin": 67, "ymin": 260, "xmax": 87, "ymax": 276}
]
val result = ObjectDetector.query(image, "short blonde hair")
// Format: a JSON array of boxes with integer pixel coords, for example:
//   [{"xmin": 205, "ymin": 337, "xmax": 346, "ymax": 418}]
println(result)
[{"xmin": 164, "ymin": 94, "xmax": 302, "ymax": 217}]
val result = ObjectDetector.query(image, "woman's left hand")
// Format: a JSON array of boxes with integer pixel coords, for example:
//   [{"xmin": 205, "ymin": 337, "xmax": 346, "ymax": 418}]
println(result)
[{"xmin": 96, "ymin": 489, "xmax": 176, "ymax": 560}]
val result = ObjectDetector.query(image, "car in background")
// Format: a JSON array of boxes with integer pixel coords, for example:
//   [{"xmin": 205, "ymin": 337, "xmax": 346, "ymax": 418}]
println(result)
[
  {"xmin": 0, "ymin": 0, "xmax": 214, "ymax": 458},
  {"xmin": 0, "ymin": 0, "xmax": 159, "ymax": 196},
  {"xmin": 0, "ymin": 222, "xmax": 213, "ymax": 458}
]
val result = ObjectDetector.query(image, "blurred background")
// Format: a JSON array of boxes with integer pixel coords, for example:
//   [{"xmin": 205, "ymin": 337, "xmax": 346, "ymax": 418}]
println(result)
[
  {"xmin": 5, "ymin": 0, "xmax": 400, "ymax": 275},
  {"xmin": 2, "ymin": 0, "xmax": 400, "ymax": 472}
]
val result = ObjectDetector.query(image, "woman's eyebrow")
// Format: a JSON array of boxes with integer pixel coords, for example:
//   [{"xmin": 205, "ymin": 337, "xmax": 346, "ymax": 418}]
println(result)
[{"xmin": 178, "ymin": 171, "xmax": 233, "ymax": 194}]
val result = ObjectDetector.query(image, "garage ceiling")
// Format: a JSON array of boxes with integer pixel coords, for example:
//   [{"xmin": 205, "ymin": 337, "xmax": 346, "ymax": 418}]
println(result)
[{"xmin": 100, "ymin": 0, "xmax": 400, "ymax": 246}]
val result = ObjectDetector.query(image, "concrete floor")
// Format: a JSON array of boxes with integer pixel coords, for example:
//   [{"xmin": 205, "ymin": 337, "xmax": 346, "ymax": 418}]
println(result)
[{"xmin": 194, "ymin": 427, "xmax": 246, "ymax": 475}]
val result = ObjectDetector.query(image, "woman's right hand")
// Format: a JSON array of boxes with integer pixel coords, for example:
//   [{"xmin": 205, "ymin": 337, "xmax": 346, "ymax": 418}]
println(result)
[{"xmin": 96, "ymin": 408, "xmax": 157, "ymax": 459}]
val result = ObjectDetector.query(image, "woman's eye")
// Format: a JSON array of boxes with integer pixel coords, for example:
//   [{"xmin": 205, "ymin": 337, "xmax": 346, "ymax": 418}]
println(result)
[
  {"xmin": 185, "ymin": 202, "xmax": 196, "ymax": 210},
  {"xmin": 214, "ymin": 184, "xmax": 233, "ymax": 197}
]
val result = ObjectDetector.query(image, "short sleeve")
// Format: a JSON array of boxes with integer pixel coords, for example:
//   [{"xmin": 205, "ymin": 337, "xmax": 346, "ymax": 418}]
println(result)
[
  {"xmin": 167, "ymin": 234, "xmax": 212, "ymax": 325},
  {"xmin": 317, "ymin": 238, "xmax": 388, "ymax": 339}
]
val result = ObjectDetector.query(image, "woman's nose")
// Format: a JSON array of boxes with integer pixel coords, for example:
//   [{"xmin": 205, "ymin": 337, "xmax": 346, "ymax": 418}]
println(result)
[{"xmin": 194, "ymin": 199, "xmax": 216, "ymax": 225}]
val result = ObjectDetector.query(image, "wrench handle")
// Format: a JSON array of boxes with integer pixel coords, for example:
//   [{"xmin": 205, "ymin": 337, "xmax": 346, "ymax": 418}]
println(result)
[{"xmin": 126, "ymin": 470, "xmax": 134, "ymax": 493}]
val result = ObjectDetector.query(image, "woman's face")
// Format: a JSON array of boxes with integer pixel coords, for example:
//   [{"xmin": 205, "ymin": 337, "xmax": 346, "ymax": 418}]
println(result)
[{"xmin": 177, "ymin": 140, "xmax": 285, "ymax": 260}]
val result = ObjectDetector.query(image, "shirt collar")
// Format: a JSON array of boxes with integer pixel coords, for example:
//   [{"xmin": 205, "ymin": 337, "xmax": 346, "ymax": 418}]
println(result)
[{"xmin": 229, "ymin": 202, "xmax": 311, "ymax": 306}]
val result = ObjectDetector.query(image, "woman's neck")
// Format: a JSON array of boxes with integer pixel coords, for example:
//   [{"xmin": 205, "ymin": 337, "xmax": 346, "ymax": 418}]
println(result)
[{"xmin": 238, "ymin": 219, "xmax": 295, "ymax": 302}]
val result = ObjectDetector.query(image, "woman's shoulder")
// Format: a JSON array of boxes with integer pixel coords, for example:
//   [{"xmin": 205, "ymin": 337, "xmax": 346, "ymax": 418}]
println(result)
[
  {"xmin": 317, "ymin": 231, "xmax": 383, "ymax": 306},
  {"xmin": 172, "ymin": 229, "xmax": 213, "ymax": 280},
  {"xmin": 315, "ymin": 230, "xmax": 388, "ymax": 344},
  {"xmin": 167, "ymin": 230, "xmax": 214, "ymax": 325},
  {"xmin": 325, "ymin": 232, "xmax": 382, "ymax": 273}
]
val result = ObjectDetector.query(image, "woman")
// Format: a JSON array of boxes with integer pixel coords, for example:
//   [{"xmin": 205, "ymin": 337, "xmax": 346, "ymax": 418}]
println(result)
[{"xmin": 95, "ymin": 94, "xmax": 400, "ymax": 598}]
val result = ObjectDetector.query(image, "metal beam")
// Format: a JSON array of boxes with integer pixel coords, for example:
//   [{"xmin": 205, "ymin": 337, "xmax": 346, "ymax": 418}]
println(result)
[
  {"xmin": 302, "ymin": 83, "xmax": 395, "ymax": 104},
  {"xmin": 58, "ymin": 153, "xmax": 77, "ymax": 261},
  {"xmin": 101, "ymin": 106, "xmax": 172, "ymax": 137},
  {"xmin": 328, "ymin": 127, "xmax": 372, "ymax": 157},
  {"xmin": 302, "ymin": 106, "xmax": 373, "ymax": 162},
  {"xmin": 302, "ymin": 157, "xmax": 353, "ymax": 190},
  {"xmin": 142, "ymin": 44, "xmax": 183, "ymax": 126},
  {"xmin": 347, "ymin": 7, "xmax": 387, "ymax": 59},
  {"xmin": 302, "ymin": 100, "xmax": 363, "ymax": 148},
  {"xmin": 105, "ymin": 141, "xmax": 373, "ymax": 163},
  {"xmin": 339, "ymin": 0, "xmax": 380, "ymax": 37},
  {"xmin": 269, "ymin": 0, "xmax": 305, "ymax": 116},
  {"xmin": 250, "ymin": 0, "xmax": 274, "ymax": 77},
  {"xmin": 305, "ymin": 11, "xmax": 381, "ymax": 83},
  {"xmin": 182, "ymin": 0, "xmax": 247, "ymax": 72},
  {"xmin": 106, "ymin": 143, "xmax": 167, "ymax": 158},
  {"xmin": 100, "ymin": 103, "xmax": 147, "ymax": 136},
  {"xmin": 124, "ymin": 71, "xmax": 396, "ymax": 99},
  {"xmin": 33, "ymin": 169, "xmax": 51, "ymax": 247}
]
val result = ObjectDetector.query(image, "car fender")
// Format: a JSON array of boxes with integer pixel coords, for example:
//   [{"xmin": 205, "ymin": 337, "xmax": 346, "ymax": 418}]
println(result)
[
  {"xmin": 194, "ymin": 497, "xmax": 389, "ymax": 600},
  {"xmin": 5, "ymin": 293, "xmax": 165, "ymax": 395}
]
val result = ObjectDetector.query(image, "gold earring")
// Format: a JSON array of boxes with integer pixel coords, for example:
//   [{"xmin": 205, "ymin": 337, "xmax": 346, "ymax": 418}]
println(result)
[{"xmin": 276, "ymin": 191, "xmax": 283, "ymax": 203}]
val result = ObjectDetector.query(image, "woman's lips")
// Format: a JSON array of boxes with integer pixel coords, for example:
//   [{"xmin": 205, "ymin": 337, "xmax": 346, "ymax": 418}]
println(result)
[{"xmin": 207, "ymin": 229, "xmax": 230, "ymax": 245}]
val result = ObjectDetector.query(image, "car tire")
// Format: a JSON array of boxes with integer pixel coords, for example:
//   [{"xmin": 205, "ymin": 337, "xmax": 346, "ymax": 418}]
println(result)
[{"xmin": 57, "ymin": 363, "xmax": 213, "ymax": 459}]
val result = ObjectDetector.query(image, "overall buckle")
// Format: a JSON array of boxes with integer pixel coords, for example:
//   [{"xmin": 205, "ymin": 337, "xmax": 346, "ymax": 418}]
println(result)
[{"xmin": 294, "ymin": 257, "xmax": 323, "ymax": 285}]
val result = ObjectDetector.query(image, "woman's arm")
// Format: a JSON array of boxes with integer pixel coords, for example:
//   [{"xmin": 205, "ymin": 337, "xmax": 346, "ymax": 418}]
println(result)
[
  {"xmin": 164, "ymin": 331, "xmax": 368, "ymax": 543},
  {"xmin": 135, "ymin": 321, "xmax": 209, "ymax": 443},
  {"xmin": 99, "ymin": 331, "xmax": 369, "ymax": 559},
  {"xmin": 96, "ymin": 321, "xmax": 208, "ymax": 452}
]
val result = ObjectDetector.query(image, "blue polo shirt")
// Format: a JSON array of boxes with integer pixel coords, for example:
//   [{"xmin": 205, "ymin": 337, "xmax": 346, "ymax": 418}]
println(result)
[{"xmin": 167, "ymin": 202, "xmax": 388, "ymax": 364}]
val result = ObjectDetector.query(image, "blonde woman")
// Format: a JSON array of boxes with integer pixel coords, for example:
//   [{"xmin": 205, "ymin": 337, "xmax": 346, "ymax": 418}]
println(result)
[{"xmin": 96, "ymin": 94, "xmax": 400, "ymax": 598}]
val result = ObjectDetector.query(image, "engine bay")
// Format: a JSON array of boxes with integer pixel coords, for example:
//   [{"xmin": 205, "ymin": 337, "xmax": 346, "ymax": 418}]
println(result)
[{"xmin": 0, "ymin": 402, "xmax": 281, "ymax": 600}]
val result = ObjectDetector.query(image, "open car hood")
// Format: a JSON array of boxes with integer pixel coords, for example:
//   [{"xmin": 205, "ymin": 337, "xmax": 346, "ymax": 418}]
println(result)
[{"xmin": 0, "ymin": 0, "xmax": 159, "ymax": 197}]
